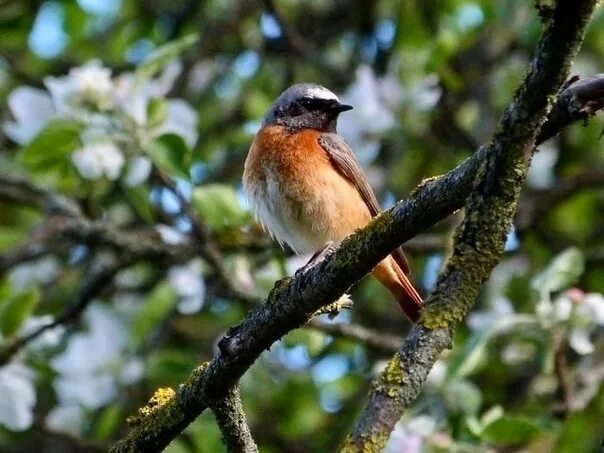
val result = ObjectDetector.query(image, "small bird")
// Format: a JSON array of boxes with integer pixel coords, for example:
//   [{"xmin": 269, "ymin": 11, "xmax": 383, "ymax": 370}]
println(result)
[{"xmin": 243, "ymin": 83, "xmax": 423, "ymax": 322}]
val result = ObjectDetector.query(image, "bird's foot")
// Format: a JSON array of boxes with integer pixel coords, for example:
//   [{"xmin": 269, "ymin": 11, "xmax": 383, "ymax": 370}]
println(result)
[{"xmin": 295, "ymin": 241, "xmax": 336, "ymax": 277}]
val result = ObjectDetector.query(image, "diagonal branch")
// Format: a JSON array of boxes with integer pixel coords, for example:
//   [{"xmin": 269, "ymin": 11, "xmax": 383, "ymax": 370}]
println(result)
[
  {"xmin": 343, "ymin": 1, "xmax": 599, "ymax": 450},
  {"xmin": 110, "ymin": 71, "xmax": 604, "ymax": 453},
  {"xmin": 210, "ymin": 385, "xmax": 258, "ymax": 453},
  {"xmin": 0, "ymin": 259, "xmax": 131, "ymax": 366}
]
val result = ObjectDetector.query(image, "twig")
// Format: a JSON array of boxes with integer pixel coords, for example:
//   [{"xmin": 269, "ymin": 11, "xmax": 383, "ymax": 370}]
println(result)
[
  {"xmin": 261, "ymin": 0, "xmax": 308, "ymax": 56},
  {"xmin": 517, "ymin": 168, "xmax": 604, "ymax": 232},
  {"xmin": 343, "ymin": 2, "xmax": 598, "ymax": 450},
  {"xmin": 210, "ymin": 386, "xmax": 258, "ymax": 453},
  {"xmin": 153, "ymin": 169, "xmax": 257, "ymax": 306},
  {"xmin": 307, "ymin": 319, "xmax": 401, "ymax": 354},
  {"xmin": 552, "ymin": 329, "xmax": 573, "ymax": 418},
  {"xmin": 0, "ymin": 259, "xmax": 131, "ymax": 366}
]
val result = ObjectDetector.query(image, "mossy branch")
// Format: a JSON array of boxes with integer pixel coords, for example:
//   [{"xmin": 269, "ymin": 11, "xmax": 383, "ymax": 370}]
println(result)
[
  {"xmin": 210, "ymin": 385, "xmax": 258, "ymax": 453},
  {"xmin": 110, "ymin": 9, "xmax": 604, "ymax": 453},
  {"xmin": 343, "ymin": 1, "xmax": 599, "ymax": 450}
]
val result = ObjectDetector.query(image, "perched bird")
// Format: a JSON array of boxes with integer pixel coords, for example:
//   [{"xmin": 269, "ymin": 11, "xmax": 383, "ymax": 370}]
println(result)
[{"xmin": 243, "ymin": 83, "xmax": 423, "ymax": 321}]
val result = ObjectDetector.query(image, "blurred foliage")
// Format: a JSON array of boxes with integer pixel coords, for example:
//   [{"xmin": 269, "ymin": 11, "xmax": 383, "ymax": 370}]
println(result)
[{"xmin": 0, "ymin": 0, "xmax": 603, "ymax": 452}]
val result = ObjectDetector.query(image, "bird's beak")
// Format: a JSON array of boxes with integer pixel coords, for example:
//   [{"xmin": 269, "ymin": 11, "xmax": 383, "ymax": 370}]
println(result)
[{"xmin": 332, "ymin": 102, "xmax": 354, "ymax": 113}]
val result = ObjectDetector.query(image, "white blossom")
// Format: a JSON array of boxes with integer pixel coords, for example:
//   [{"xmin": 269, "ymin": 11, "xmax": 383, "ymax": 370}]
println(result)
[
  {"xmin": 386, "ymin": 415, "xmax": 437, "ymax": 453},
  {"xmin": 155, "ymin": 224, "xmax": 188, "ymax": 245},
  {"xmin": 44, "ymin": 60, "xmax": 114, "ymax": 114},
  {"xmin": 45, "ymin": 405, "xmax": 85, "ymax": 437},
  {"xmin": 20, "ymin": 315, "xmax": 65, "ymax": 351},
  {"xmin": 113, "ymin": 64, "xmax": 198, "ymax": 147},
  {"xmin": 51, "ymin": 303, "xmax": 143, "ymax": 411},
  {"xmin": 156, "ymin": 99, "xmax": 199, "ymax": 147},
  {"xmin": 124, "ymin": 155, "xmax": 152, "ymax": 186},
  {"xmin": 425, "ymin": 360, "xmax": 448, "ymax": 387},
  {"xmin": 569, "ymin": 328, "xmax": 594, "ymax": 355},
  {"xmin": 467, "ymin": 297, "xmax": 514, "ymax": 331},
  {"xmin": 71, "ymin": 141, "xmax": 125, "ymax": 180},
  {"xmin": 8, "ymin": 256, "xmax": 60, "ymax": 291},
  {"xmin": 0, "ymin": 362, "xmax": 36, "ymax": 431},
  {"xmin": 338, "ymin": 65, "xmax": 399, "ymax": 163},
  {"xmin": 168, "ymin": 259, "xmax": 206, "ymax": 315},
  {"xmin": 3, "ymin": 87, "xmax": 55, "ymax": 144}
]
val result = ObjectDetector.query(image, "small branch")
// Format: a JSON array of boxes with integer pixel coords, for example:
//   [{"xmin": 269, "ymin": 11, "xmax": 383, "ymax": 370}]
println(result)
[
  {"xmin": 0, "ymin": 259, "xmax": 130, "ymax": 365},
  {"xmin": 261, "ymin": 0, "xmax": 309, "ymax": 56},
  {"xmin": 308, "ymin": 319, "xmax": 402, "ymax": 354},
  {"xmin": 552, "ymin": 329, "xmax": 573, "ymax": 418},
  {"xmin": 517, "ymin": 168, "xmax": 604, "ymax": 232},
  {"xmin": 537, "ymin": 73, "xmax": 604, "ymax": 143},
  {"xmin": 0, "ymin": 173, "xmax": 81, "ymax": 216},
  {"xmin": 210, "ymin": 386, "xmax": 258, "ymax": 453},
  {"xmin": 153, "ymin": 169, "xmax": 257, "ymax": 306}
]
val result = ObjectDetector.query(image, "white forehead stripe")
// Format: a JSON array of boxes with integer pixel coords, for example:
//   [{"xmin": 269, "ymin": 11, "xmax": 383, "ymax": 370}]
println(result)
[{"xmin": 306, "ymin": 86, "xmax": 339, "ymax": 101}]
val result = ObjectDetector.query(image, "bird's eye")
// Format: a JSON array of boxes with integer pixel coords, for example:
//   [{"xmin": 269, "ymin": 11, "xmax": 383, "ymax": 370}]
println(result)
[{"xmin": 299, "ymin": 97, "xmax": 323, "ymax": 109}]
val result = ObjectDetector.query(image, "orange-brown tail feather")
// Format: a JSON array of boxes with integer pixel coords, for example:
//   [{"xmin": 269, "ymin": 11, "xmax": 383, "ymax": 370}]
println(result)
[{"xmin": 372, "ymin": 255, "xmax": 423, "ymax": 322}]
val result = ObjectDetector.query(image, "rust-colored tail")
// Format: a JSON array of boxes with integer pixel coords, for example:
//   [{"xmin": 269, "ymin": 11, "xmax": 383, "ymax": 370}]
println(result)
[{"xmin": 371, "ymin": 255, "xmax": 423, "ymax": 322}]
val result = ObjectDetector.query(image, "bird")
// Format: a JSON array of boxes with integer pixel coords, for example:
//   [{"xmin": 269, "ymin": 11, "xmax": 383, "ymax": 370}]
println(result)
[{"xmin": 243, "ymin": 83, "xmax": 423, "ymax": 322}]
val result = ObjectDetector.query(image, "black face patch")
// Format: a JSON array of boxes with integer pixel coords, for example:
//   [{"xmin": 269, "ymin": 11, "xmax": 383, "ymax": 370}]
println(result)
[{"xmin": 298, "ymin": 97, "xmax": 333, "ymax": 112}]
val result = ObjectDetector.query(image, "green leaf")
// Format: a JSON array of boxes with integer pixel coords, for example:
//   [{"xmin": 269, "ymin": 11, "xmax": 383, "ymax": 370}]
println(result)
[
  {"xmin": 191, "ymin": 184, "xmax": 250, "ymax": 230},
  {"xmin": 123, "ymin": 185, "xmax": 155, "ymax": 223},
  {"xmin": 164, "ymin": 439, "xmax": 190, "ymax": 453},
  {"xmin": 0, "ymin": 227, "xmax": 26, "ymax": 252},
  {"xmin": 147, "ymin": 134, "xmax": 190, "ymax": 179},
  {"xmin": 444, "ymin": 379, "xmax": 482, "ymax": 415},
  {"xmin": 131, "ymin": 282, "xmax": 177, "ymax": 346},
  {"xmin": 447, "ymin": 315, "xmax": 539, "ymax": 379},
  {"xmin": 20, "ymin": 120, "xmax": 82, "ymax": 171},
  {"xmin": 147, "ymin": 98, "xmax": 168, "ymax": 128},
  {"xmin": 481, "ymin": 415, "xmax": 546, "ymax": 446},
  {"xmin": 93, "ymin": 404, "xmax": 123, "ymax": 441},
  {"xmin": 136, "ymin": 33, "xmax": 198, "ymax": 80},
  {"xmin": 532, "ymin": 247, "xmax": 585, "ymax": 295},
  {"xmin": 0, "ymin": 287, "xmax": 40, "ymax": 337},
  {"xmin": 555, "ymin": 380, "xmax": 604, "ymax": 452}
]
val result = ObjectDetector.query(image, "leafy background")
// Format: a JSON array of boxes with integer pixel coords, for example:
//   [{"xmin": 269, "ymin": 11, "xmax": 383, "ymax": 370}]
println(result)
[{"xmin": 0, "ymin": 0, "xmax": 604, "ymax": 451}]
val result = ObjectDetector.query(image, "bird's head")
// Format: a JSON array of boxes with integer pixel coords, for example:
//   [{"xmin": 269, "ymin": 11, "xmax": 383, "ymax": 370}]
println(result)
[{"xmin": 263, "ymin": 83, "xmax": 353, "ymax": 132}]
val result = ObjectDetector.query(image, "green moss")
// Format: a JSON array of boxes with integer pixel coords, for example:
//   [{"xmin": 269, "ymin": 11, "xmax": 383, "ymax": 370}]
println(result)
[
  {"xmin": 340, "ymin": 432, "xmax": 391, "ymax": 452},
  {"xmin": 370, "ymin": 354, "xmax": 404, "ymax": 398},
  {"xmin": 266, "ymin": 277, "xmax": 293, "ymax": 306},
  {"xmin": 127, "ymin": 387, "xmax": 176, "ymax": 426},
  {"xmin": 410, "ymin": 175, "xmax": 441, "ymax": 196}
]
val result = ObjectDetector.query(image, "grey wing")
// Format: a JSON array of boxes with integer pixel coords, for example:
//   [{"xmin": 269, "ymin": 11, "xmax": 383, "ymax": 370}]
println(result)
[{"xmin": 318, "ymin": 133, "xmax": 410, "ymax": 274}]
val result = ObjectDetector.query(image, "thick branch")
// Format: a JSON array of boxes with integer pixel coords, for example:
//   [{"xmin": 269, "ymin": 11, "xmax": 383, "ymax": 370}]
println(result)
[
  {"xmin": 110, "ymin": 67, "xmax": 604, "ymax": 453},
  {"xmin": 210, "ymin": 386, "xmax": 258, "ymax": 453},
  {"xmin": 344, "ymin": 1, "xmax": 598, "ymax": 450}
]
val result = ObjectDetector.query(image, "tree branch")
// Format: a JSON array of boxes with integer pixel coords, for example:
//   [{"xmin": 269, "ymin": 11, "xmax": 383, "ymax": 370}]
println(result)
[
  {"xmin": 307, "ymin": 319, "xmax": 402, "ymax": 354},
  {"xmin": 113, "ymin": 11, "xmax": 604, "ymax": 451},
  {"xmin": 210, "ymin": 386, "xmax": 258, "ymax": 453},
  {"xmin": 517, "ymin": 168, "xmax": 604, "ymax": 232},
  {"xmin": 0, "ymin": 259, "xmax": 131, "ymax": 366},
  {"xmin": 111, "ymin": 57, "xmax": 604, "ymax": 453},
  {"xmin": 343, "ymin": 1, "xmax": 599, "ymax": 450},
  {"xmin": 110, "ymin": 63, "xmax": 604, "ymax": 453}
]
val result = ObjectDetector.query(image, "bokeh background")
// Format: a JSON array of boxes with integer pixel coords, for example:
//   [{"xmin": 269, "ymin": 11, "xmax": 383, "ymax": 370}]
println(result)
[{"xmin": 1, "ymin": 0, "xmax": 604, "ymax": 451}]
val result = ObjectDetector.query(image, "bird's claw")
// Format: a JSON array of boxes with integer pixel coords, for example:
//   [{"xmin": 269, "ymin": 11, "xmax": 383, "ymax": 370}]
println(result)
[{"xmin": 295, "ymin": 241, "xmax": 336, "ymax": 277}]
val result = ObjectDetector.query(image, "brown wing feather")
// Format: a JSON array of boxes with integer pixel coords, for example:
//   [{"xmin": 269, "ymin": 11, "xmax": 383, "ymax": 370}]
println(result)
[{"xmin": 317, "ymin": 133, "xmax": 410, "ymax": 274}]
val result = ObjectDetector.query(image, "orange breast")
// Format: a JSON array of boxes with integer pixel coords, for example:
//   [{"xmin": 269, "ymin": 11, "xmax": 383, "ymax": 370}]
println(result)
[{"xmin": 243, "ymin": 125, "xmax": 372, "ymax": 253}]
